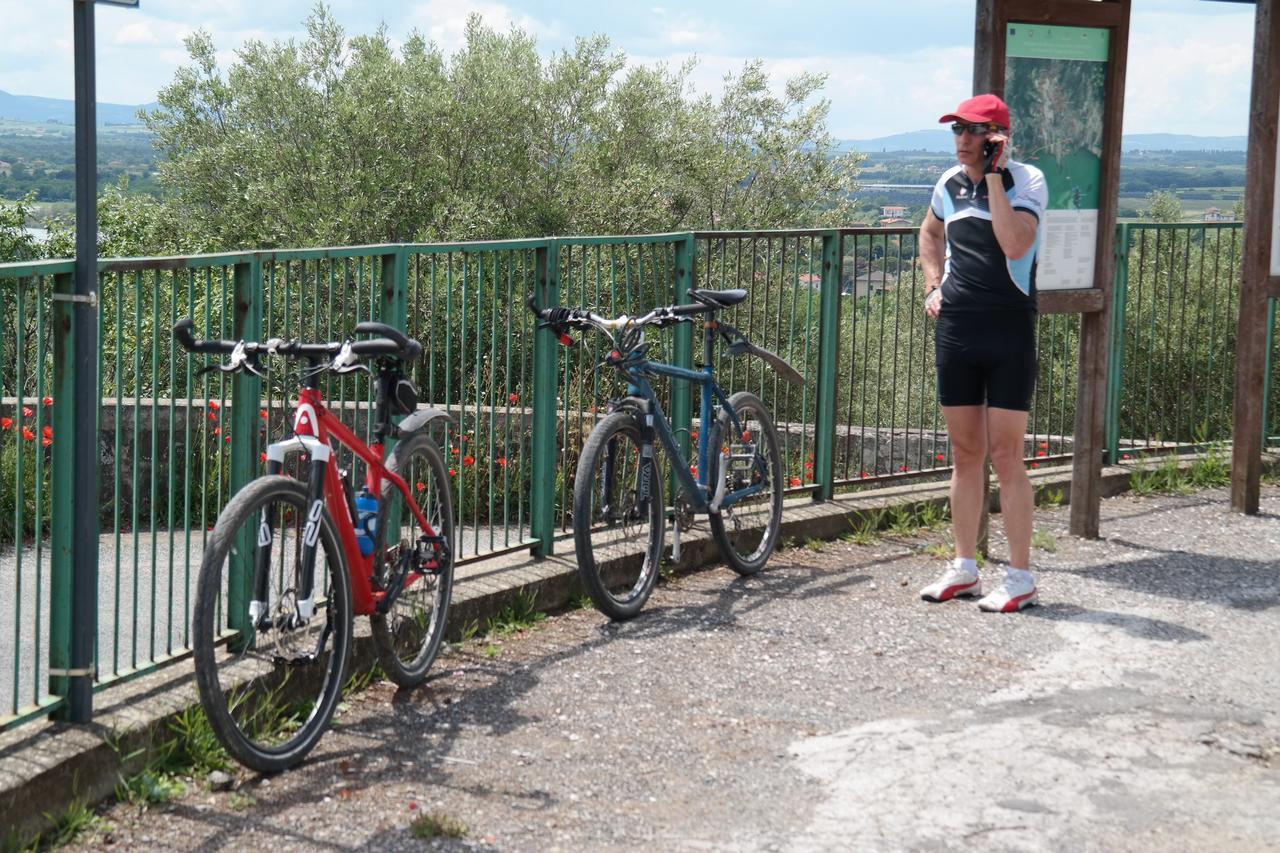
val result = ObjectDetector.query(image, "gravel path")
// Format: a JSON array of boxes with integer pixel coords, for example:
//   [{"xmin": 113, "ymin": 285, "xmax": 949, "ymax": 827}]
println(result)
[{"xmin": 65, "ymin": 485, "xmax": 1280, "ymax": 851}]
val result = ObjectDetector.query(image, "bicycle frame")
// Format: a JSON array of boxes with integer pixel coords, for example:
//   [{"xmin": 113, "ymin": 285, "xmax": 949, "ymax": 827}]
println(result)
[
  {"xmin": 264, "ymin": 387, "xmax": 440, "ymax": 618},
  {"xmin": 613, "ymin": 324, "xmax": 765, "ymax": 514}
]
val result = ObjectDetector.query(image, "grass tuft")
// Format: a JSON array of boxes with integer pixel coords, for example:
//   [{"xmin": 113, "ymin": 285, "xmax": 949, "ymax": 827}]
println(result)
[{"xmin": 410, "ymin": 812, "xmax": 468, "ymax": 840}]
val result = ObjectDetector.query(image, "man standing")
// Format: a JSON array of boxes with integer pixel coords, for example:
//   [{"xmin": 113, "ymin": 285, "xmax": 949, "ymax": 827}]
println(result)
[{"xmin": 917, "ymin": 93, "xmax": 1047, "ymax": 613}]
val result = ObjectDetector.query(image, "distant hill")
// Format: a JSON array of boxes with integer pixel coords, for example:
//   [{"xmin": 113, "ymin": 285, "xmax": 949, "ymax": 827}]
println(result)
[
  {"xmin": 0, "ymin": 89, "xmax": 155, "ymax": 126},
  {"xmin": 841, "ymin": 129, "xmax": 1249, "ymax": 154}
]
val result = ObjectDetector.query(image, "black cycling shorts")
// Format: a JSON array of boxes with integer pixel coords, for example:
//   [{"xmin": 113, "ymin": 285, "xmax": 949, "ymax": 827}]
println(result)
[{"xmin": 935, "ymin": 309, "xmax": 1037, "ymax": 411}]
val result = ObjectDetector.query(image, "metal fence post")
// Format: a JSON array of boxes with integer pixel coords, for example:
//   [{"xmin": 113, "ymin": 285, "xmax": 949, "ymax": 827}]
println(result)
[
  {"xmin": 381, "ymin": 246, "xmax": 409, "ymax": 332},
  {"xmin": 530, "ymin": 241, "xmax": 560, "ymax": 557},
  {"xmin": 671, "ymin": 235, "xmax": 696, "ymax": 464},
  {"xmin": 48, "ymin": 271, "xmax": 77, "ymax": 717},
  {"xmin": 1104, "ymin": 224, "xmax": 1131, "ymax": 464},
  {"xmin": 227, "ymin": 258, "xmax": 263, "ymax": 637},
  {"xmin": 812, "ymin": 231, "xmax": 842, "ymax": 501}
]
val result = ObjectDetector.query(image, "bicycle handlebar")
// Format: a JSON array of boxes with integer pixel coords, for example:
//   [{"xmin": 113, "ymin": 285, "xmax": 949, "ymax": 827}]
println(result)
[
  {"xmin": 172, "ymin": 317, "xmax": 422, "ymax": 366},
  {"xmin": 524, "ymin": 294, "xmax": 707, "ymax": 344}
]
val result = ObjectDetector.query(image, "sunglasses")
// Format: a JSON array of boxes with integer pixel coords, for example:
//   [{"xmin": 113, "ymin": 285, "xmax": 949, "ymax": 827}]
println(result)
[{"xmin": 951, "ymin": 122, "xmax": 1000, "ymax": 136}]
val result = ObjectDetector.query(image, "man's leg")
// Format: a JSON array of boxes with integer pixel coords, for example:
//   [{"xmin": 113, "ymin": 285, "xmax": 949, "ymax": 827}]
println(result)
[
  {"xmin": 986, "ymin": 406, "xmax": 1032, "ymax": 570},
  {"xmin": 942, "ymin": 405, "xmax": 987, "ymax": 559}
]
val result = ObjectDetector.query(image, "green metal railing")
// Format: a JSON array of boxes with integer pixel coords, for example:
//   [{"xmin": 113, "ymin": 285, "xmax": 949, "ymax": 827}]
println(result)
[
  {"xmin": 1104, "ymin": 223, "xmax": 1279, "ymax": 461},
  {"xmin": 1, "ymin": 223, "xmax": 1276, "ymax": 731}
]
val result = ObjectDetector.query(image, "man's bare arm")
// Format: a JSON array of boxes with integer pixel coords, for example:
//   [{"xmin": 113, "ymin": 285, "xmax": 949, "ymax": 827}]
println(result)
[{"xmin": 986, "ymin": 175, "xmax": 1038, "ymax": 259}]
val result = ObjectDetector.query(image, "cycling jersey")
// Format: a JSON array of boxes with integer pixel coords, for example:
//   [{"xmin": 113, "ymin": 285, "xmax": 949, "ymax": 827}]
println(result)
[{"xmin": 929, "ymin": 161, "xmax": 1047, "ymax": 312}]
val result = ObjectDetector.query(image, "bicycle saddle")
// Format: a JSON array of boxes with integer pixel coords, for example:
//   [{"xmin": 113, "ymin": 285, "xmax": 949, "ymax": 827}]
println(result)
[{"xmin": 687, "ymin": 288, "xmax": 749, "ymax": 309}]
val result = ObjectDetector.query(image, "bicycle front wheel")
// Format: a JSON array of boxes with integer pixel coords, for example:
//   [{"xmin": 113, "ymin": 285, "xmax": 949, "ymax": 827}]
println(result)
[
  {"xmin": 573, "ymin": 411, "xmax": 664, "ymax": 620},
  {"xmin": 192, "ymin": 476, "xmax": 353, "ymax": 773},
  {"xmin": 708, "ymin": 391, "xmax": 784, "ymax": 576},
  {"xmin": 373, "ymin": 432, "xmax": 455, "ymax": 688}
]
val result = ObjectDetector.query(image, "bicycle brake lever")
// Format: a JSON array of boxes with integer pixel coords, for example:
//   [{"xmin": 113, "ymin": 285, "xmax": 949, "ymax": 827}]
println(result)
[
  {"xmin": 243, "ymin": 357, "xmax": 269, "ymax": 379},
  {"xmin": 333, "ymin": 363, "xmax": 370, "ymax": 376}
]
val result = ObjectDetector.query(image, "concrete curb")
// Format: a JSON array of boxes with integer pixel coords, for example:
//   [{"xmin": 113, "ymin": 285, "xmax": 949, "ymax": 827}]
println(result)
[{"xmin": 1, "ymin": 452, "xmax": 1272, "ymax": 846}]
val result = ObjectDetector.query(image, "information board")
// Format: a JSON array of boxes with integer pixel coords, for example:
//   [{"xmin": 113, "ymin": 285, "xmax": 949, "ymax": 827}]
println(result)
[
  {"xmin": 1272, "ymin": 93, "xmax": 1280, "ymax": 276},
  {"xmin": 1005, "ymin": 23, "xmax": 1110, "ymax": 290}
]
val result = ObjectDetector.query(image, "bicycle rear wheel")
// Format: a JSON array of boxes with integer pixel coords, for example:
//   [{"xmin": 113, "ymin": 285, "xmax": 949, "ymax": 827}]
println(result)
[
  {"xmin": 372, "ymin": 432, "xmax": 454, "ymax": 688},
  {"xmin": 192, "ymin": 476, "xmax": 353, "ymax": 773},
  {"xmin": 573, "ymin": 411, "xmax": 664, "ymax": 620},
  {"xmin": 708, "ymin": 391, "xmax": 784, "ymax": 576}
]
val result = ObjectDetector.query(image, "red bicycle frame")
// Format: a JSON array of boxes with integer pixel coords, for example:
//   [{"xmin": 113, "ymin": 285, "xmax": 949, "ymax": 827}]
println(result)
[{"xmin": 289, "ymin": 387, "xmax": 440, "ymax": 616}]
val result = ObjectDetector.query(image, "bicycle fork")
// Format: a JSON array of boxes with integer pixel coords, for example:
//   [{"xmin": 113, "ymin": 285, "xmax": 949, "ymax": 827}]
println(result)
[{"xmin": 252, "ymin": 439, "xmax": 330, "ymax": 639}]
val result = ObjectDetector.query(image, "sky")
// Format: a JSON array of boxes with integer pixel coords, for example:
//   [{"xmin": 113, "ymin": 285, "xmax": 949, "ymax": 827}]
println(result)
[{"xmin": 0, "ymin": 0, "xmax": 1259, "ymax": 139}]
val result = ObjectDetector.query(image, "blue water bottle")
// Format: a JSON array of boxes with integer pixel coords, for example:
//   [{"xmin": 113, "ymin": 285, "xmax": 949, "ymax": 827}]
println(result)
[{"xmin": 354, "ymin": 488, "xmax": 378, "ymax": 556}]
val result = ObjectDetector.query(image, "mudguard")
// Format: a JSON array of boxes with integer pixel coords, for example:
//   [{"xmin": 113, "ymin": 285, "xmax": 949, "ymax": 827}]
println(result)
[
  {"xmin": 396, "ymin": 407, "xmax": 457, "ymax": 438},
  {"xmin": 726, "ymin": 338, "xmax": 806, "ymax": 388}
]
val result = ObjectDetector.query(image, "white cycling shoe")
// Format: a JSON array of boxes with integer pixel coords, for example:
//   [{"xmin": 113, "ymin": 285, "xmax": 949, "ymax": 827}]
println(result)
[
  {"xmin": 977, "ymin": 572, "xmax": 1039, "ymax": 613},
  {"xmin": 919, "ymin": 565, "xmax": 982, "ymax": 602}
]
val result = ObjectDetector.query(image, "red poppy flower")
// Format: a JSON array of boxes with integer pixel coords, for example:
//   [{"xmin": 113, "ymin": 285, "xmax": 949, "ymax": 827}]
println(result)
[
  {"xmin": 22, "ymin": 406, "xmax": 33, "ymax": 418},
  {"xmin": 463, "ymin": 455, "xmax": 475, "ymax": 467},
  {"xmin": 788, "ymin": 476, "xmax": 801, "ymax": 487},
  {"xmin": 936, "ymin": 453, "xmax": 945, "ymax": 461},
  {"xmin": 41, "ymin": 437, "xmax": 51, "ymax": 447},
  {"xmin": 690, "ymin": 431, "xmax": 699, "ymax": 443},
  {"xmin": 689, "ymin": 465, "xmax": 698, "ymax": 477},
  {"xmin": 0, "ymin": 417, "xmax": 11, "ymax": 430},
  {"xmin": 224, "ymin": 435, "xmax": 232, "ymax": 443},
  {"xmin": 208, "ymin": 412, "xmax": 218, "ymax": 422},
  {"xmin": 208, "ymin": 400, "xmax": 220, "ymax": 410},
  {"xmin": 450, "ymin": 447, "xmax": 459, "ymax": 455},
  {"xmin": 213, "ymin": 427, "xmax": 221, "ymax": 435},
  {"xmin": 1036, "ymin": 451, "xmax": 1047, "ymax": 458},
  {"xmin": 1122, "ymin": 454, "xmax": 1131, "ymax": 460},
  {"xmin": 496, "ymin": 457, "xmax": 507, "ymax": 468},
  {"xmin": 804, "ymin": 460, "xmax": 813, "ymax": 470},
  {"xmin": 448, "ymin": 468, "xmax": 457, "ymax": 477},
  {"xmin": 42, "ymin": 396, "xmax": 52, "ymax": 406},
  {"xmin": 260, "ymin": 409, "xmax": 268, "ymax": 419},
  {"xmin": 1038, "ymin": 441, "xmax": 1048, "ymax": 450},
  {"xmin": 22, "ymin": 427, "xmax": 34, "ymax": 441},
  {"xmin": 259, "ymin": 452, "xmax": 267, "ymax": 463},
  {"xmin": 42, "ymin": 426, "xmax": 52, "ymax": 439},
  {"xmin": 1030, "ymin": 462, "xmax": 1039, "ymax": 469},
  {"xmin": 742, "ymin": 431, "xmax": 752, "ymax": 442},
  {"xmin": 508, "ymin": 393, "xmax": 519, "ymax": 405},
  {"xmin": 899, "ymin": 465, "xmax": 908, "ymax": 472},
  {"xmin": 860, "ymin": 471, "xmax": 870, "ymax": 478},
  {"xmin": 416, "ymin": 481, "xmax": 426, "ymax": 492}
]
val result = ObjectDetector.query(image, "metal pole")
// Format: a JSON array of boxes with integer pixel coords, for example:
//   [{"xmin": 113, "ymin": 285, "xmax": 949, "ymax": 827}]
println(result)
[{"xmin": 63, "ymin": 0, "xmax": 100, "ymax": 723}]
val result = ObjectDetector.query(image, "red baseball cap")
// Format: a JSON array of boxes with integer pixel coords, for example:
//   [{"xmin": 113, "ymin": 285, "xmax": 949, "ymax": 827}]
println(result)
[{"xmin": 939, "ymin": 93, "xmax": 1010, "ymax": 130}]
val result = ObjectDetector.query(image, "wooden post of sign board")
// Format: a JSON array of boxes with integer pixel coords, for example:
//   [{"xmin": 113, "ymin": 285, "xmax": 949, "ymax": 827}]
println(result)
[
  {"xmin": 1232, "ymin": 0, "xmax": 1279, "ymax": 514},
  {"xmin": 973, "ymin": 0, "xmax": 1131, "ymax": 539}
]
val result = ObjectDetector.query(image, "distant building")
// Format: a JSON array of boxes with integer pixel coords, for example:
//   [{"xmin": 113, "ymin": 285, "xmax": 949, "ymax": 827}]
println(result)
[
  {"xmin": 845, "ymin": 271, "xmax": 896, "ymax": 297},
  {"xmin": 878, "ymin": 217, "xmax": 912, "ymax": 228},
  {"xmin": 1202, "ymin": 207, "xmax": 1236, "ymax": 223},
  {"xmin": 880, "ymin": 204, "xmax": 909, "ymax": 218},
  {"xmin": 796, "ymin": 272, "xmax": 821, "ymax": 290}
]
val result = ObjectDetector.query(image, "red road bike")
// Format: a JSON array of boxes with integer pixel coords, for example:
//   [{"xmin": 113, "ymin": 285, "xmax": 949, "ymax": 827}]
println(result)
[{"xmin": 174, "ymin": 318, "xmax": 454, "ymax": 772}]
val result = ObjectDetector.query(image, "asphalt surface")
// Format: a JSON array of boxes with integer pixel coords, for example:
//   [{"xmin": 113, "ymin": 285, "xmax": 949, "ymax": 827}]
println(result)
[{"xmin": 64, "ymin": 484, "xmax": 1280, "ymax": 851}]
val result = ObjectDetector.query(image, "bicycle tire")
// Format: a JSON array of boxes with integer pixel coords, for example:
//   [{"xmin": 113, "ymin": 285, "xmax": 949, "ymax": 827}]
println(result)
[
  {"xmin": 372, "ymin": 432, "xmax": 455, "ymax": 688},
  {"xmin": 192, "ymin": 476, "xmax": 353, "ymax": 773},
  {"xmin": 708, "ymin": 391, "xmax": 784, "ymax": 576},
  {"xmin": 573, "ymin": 411, "xmax": 664, "ymax": 620}
]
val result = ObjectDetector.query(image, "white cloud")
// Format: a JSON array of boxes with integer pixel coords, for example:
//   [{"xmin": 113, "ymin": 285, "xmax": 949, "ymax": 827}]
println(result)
[
  {"xmin": 1123, "ymin": 10, "xmax": 1254, "ymax": 134},
  {"xmin": 403, "ymin": 0, "xmax": 559, "ymax": 54},
  {"xmin": 627, "ymin": 46, "xmax": 975, "ymax": 139}
]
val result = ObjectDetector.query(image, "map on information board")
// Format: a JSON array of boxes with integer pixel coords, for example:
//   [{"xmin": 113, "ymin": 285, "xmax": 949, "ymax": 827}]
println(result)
[{"xmin": 1005, "ymin": 23, "xmax": 1110, "ymax": 290}]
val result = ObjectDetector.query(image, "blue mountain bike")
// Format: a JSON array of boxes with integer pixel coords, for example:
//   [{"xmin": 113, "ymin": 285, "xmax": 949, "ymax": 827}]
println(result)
[{"xmin": 530, "ymin": 288, "xmax": 804, "ymax": 619}]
